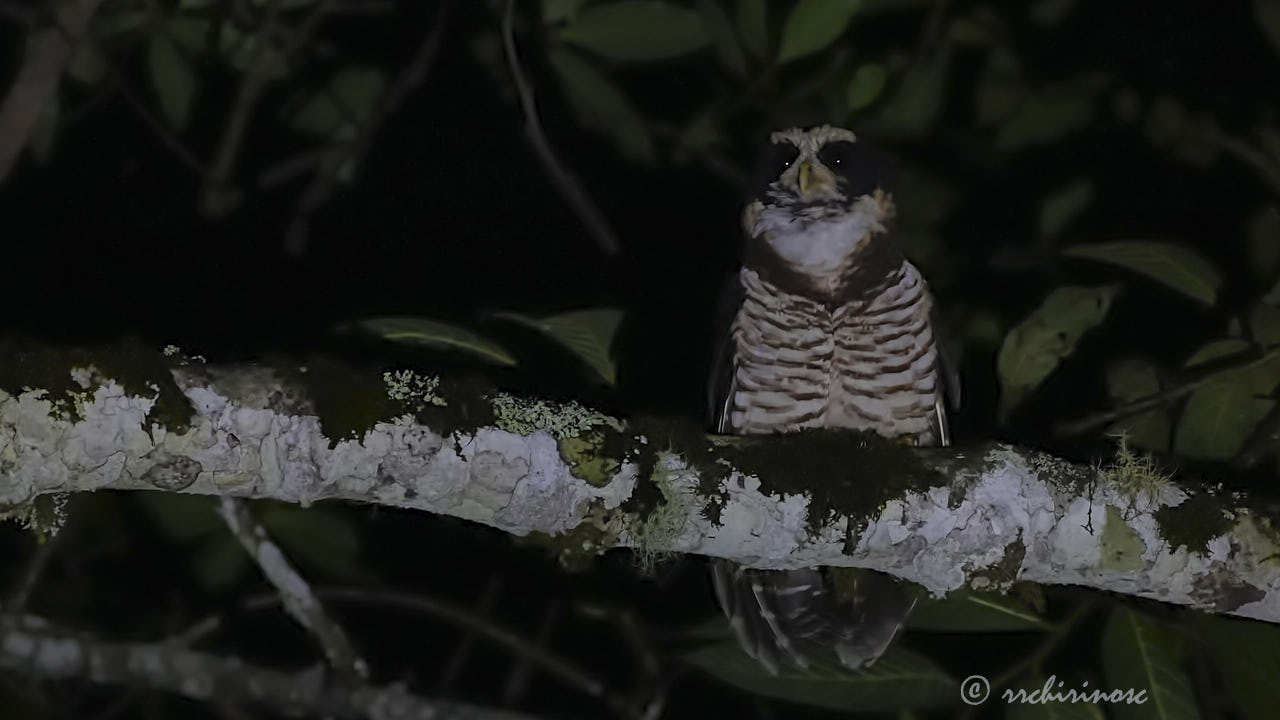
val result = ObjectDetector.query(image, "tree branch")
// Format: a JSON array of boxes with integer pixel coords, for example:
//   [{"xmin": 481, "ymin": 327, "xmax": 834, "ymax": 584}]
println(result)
[
  {"xmin": 0, "ymin": 614, "xmax": 543, "ymax": 720},
  {"xmin": 0, "ymin": 352, "xmax": 1275, "ymax": 629},
  {"xmin": 217, "ymin": 496, "xmax": 368, "ymax": 680}
]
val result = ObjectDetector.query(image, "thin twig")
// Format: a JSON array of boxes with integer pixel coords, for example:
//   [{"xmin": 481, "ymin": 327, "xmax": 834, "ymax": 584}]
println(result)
[
  {"xmin": 281, "ymin": 0, "xmax": 454, "ymax": 255},
  {"xmin": 203, "ymin": 0, "xmax": 335, "ymax": 217},
  {"xmin": 1, "ymin": 613, "xmax": 543, "ymax": 720},
  {"xmin": 1204, "ymin": 127, "xmax": 1280, "ymax": 199},
  {"xmin": 502, "ymin": 599, "xmax": 560, "ymax": 707},
  {"xmin": 249, "ymin": 586, "xmax": 644, "ymax": 720},
  {"xmin": 1055, "ymin": 346, "xmax": 1280, "ymax": 437},
  {"xmin": 437, "ymin": 573, "xmax": 503, "ymax": 693},
  {"xmin": 5, "ymin": 528, "xmax": 63, "ymax": 614},
  {"xmin": 500, "ymin": 0, "xmax": 621, "ymax": 257},
  {"xmin": 105, "ymin": 63, "xmax": 210, "ymax": 177},
  {"xmin": 216, "ymin": 497, "xmax": 368, "ymax": 680},
  {"xmin": 954, "ymin": 599, "xmax": 1097, "ymax": 720}
]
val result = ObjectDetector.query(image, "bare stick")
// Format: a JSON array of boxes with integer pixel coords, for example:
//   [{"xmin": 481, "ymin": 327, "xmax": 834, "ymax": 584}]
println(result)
[
  {"xmin": 500, "ymin": 0, "xmax": 622, "ymax": 257},
  {"xmin": 217, "ymin": 497, "xmax": 368, "ymax": 680}
]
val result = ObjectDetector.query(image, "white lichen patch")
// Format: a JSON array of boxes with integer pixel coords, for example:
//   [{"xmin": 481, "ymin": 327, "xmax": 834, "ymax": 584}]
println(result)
[
  {"xmin": 382, "ymin": 370, "xmax": 447, "ymax": 410},
  {"xmin": 489, "ymin": 393, "xmax": 621, "ymax": 438}
]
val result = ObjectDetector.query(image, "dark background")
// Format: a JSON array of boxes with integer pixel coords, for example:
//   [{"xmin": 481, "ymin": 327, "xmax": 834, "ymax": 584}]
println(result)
[{"xmin": 1, "ymin": 0, "xmax": 1279, "ymax": 718}]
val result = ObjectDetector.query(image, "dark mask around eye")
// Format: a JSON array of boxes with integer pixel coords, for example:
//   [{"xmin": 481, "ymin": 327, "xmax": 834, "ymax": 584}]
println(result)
[
  {"xmin": 818, "ymin": 140, "xmax": 895, "ymax": 199},
  {"xmin": 749, "ymin": 143, "xmax": 800, "ymax": 199}
]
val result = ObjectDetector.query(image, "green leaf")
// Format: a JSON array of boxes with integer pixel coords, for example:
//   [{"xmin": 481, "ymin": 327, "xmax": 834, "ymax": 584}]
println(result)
[
  {"xmin": 697, "ymin": 0, "xmax": 747, "ymax": 76},
  {"xmin": 1101, "ymin": 608, "xmax": 1200, "ymax": 720},
  {"xmin": 136, "ymin": 491, "xmax": 222, "ymax": 541},
  {"xmin": 1038, "ymin": 178, "xmax": 1094, "ymax": 239},
  {"xmin": 257, "ymin": 503, "xmax": 361, "ymax": 579},
  {"xmin": 1251, "ymin": 302, "xmax": 1280, "ymax": 346},
  {"xmin": 685, "ymin": 642, "xmax": 956, "ymax": 712},
  {"xmin": 1190, "ymin": 614, "xmax": 1280, "ymax": 720},
  {"xmin": 1174, "ymin": 339, "xmax": 1280, "ymax": 460},
  {"xmin": 67, "ymin": 41, "xmax": 107, "ymax": 85},
  {"xmin": 559, "ymin": 2, "xmax": 709, "ymax": 62},
  {"xmin": 997, "ymin": 285, "xmax": 1119, "ymax": 417},
  {"xmin": 496, "ymin": 308, "xmax": 622, "ymax": 385},
  {"xmin": 1004, "ymin": 674, "xmax": 1107, "ymax": 720},
  {"xmin": 543, "ymin": 0, "xmax": 591, "ymax": 23},
  {"xmin": 289, "ymin": 68, "xmax": 386, "ymax": 139},
  {"xmin": 148, "ymin": 33, "xmax": 196, "ymax": 130},
  {"xmin": 1112, "ymin": 87, "xmax": 1142, "ymax": 124},
  {"xmin": 1266, "ymin": 277, "xmax": 1280, "ymax": 305},
  {"xmin": 1256, "ymin": 0, "xmax": 1280, "ymax": 59},
  {"xmin": 357, "ymin": 316, "xmax": 517, "ymax": 366},
  {"xmin": 994, "ymin": 90, "xmax": 1093, "ymax": 150},
  {"xmin": 550, "ymin": 47, "xmax": 654, "ymax": 162},
  {"xmin": 219, "ymin": 25, "xmax": 291, "ymax": 80},
  {"xmin": 1064, "ymin": 241, "xmax": 1222, "ymax": 306},
  {"xmin": 1105, "ymin": 357, "xmax": 1171, "ymax": 451},
  {"xmin": 847, "ymin": 63, "xmax": 888, "ymax": 111},
  {"xmin": 1246, "ymin": 205, "xmax": 1280, "ymax": 283},
  {"xmin": 909, "ymin": 589, "xmax": 1049, "ymax": 632},
  {"xmin": 975, "ymin": 50, "xmax": 1025, "ymax": 126},
  {"xmin": 736, "ymin": 0, "xmax": 768, "ymax": 59},
  {"xmin": 777, "ymin": 0, "xmax": 861, "ymax": 63},
  {"xmin": 865, "ymin": 53, "xmax": 950, "ymax": 139},
  {"xmin": 1144, "ymin": 95, "xmax": 1186, "ymax": 148},
  {"xmin": 1028, "ymin": 0, "xmax": 1076, "ymax": 27},
  {"xmin": 249, "ymin": 0, "xmax": 317, "ymax": 7},
  {"xmin": 167, "ymin": 17, "xmax": 211, "ymax": 54}
]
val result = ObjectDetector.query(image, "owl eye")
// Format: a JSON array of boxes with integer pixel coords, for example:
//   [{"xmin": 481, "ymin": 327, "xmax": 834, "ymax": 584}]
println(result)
[
  {"xmin": 817, "ymin": 141, "xmax": 857, "ymax": 169},
  {"xmin": 749, "ymin": 143, "xmax": 801, "ymax": 198},
  {"xmin": 767, "ymin": 144, "xmax": 799, "ymax": 177},
  {"xmin": 819, "ymin": 140, "xmax": 891, "ymax": 198}
]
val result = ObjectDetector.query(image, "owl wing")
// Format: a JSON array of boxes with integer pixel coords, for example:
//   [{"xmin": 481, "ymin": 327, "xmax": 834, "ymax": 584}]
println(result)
[
  {"xmin": 927, "ymin": 288, "xmax": 961, "ymax": 448},
  {"xmin": 707, "ymin": 273, "xmax": 743, "ymax": 435}
]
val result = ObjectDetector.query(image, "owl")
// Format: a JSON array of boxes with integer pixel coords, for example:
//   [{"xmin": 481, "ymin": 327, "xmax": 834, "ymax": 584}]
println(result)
[{"xmin": 708, "ymin": 125, "xmax": 958, "ymax": 673}]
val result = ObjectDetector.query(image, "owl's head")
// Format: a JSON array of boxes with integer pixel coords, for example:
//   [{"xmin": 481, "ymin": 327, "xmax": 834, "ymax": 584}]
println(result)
[{"xmin": 743, "ymin": 125, "xmax": 898, "ymax": 282}]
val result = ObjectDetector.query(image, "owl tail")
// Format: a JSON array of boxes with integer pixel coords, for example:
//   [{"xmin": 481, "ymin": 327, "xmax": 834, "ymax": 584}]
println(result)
[{"xmin": 710, "ymin": 560, "xmax": 916, "ymax": 673}]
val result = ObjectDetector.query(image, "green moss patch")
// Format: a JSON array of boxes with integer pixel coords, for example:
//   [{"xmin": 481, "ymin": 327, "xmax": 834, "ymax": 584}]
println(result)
[
  {"xmin": 1154, "ymin": 492, "xmax": 1232, "ymax": 554},
  {"xmin": 0, "ymin": 337, "xmax": 193, "ymax": 431}
]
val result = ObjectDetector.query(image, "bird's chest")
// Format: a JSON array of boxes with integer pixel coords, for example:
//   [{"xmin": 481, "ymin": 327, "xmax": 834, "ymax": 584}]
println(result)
[{"xmin": 729, "ymin": 269, "xmax": 939, "ymax": 439}]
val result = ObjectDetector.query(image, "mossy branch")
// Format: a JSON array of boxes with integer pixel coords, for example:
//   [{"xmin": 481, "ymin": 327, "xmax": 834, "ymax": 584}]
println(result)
[{"xmin": 1, "ymin": 350, "xmax": 1277, "ymax": 628}]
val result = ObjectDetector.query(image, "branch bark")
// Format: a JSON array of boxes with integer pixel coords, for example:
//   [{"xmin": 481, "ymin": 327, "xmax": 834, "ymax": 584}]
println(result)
[{"xmin": 0, "ymin": 352, "xmax": 1275, "ymax": 627}]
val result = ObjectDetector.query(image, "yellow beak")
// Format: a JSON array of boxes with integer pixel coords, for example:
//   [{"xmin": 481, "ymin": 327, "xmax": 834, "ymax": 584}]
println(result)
[{"xmin": 796, "ymin": 161, "xmax": 834, "ymax": 195}]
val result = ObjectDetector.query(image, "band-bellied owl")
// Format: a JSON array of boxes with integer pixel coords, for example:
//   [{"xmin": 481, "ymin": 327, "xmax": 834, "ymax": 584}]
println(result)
[{"xmin": 708, "ymin": 125, "xmax": 957, "ymax": 673}]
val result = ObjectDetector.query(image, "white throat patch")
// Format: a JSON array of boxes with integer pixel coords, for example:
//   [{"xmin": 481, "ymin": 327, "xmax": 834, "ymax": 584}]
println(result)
[{"xmin": 752, "ymin": 194, "xmax": 885, "ymax": 275}]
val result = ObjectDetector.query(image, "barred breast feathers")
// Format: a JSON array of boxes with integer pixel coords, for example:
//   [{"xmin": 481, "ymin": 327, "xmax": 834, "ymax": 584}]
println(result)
[{"xmin": 729, "ymin": 262, "xmax": 943, "ymax": 442}]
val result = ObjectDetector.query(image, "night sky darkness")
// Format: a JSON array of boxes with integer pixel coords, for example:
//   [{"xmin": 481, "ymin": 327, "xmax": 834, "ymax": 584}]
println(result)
[{"xmin": 1, "ymin": 0, "xmax": 1279, "ymax": 717}]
